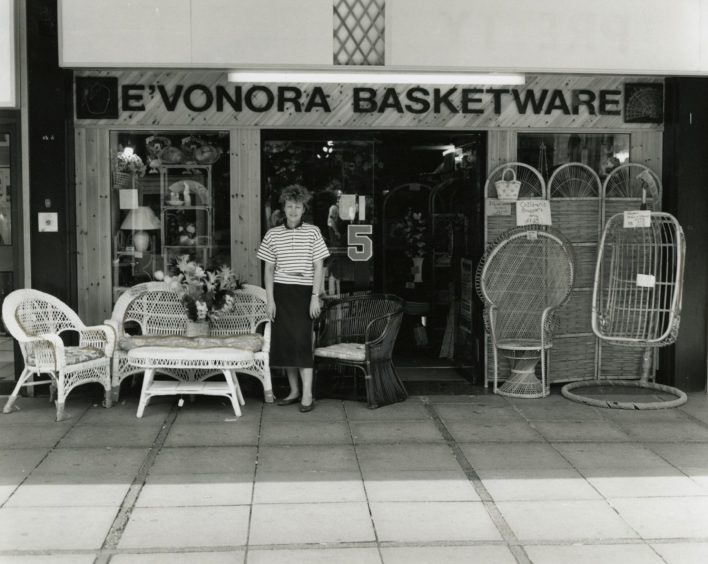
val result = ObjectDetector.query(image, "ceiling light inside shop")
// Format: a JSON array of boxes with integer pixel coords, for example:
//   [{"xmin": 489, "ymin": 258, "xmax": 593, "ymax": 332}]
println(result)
[{"xmin": 228, "ymin": 69, "xmax": 525, "ymax": 86}]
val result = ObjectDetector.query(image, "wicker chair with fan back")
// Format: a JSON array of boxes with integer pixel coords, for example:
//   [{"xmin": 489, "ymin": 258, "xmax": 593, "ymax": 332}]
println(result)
[
  {"xmin": 313, "ymin": 294, "xmax": 407, "ymax": 409},
  {"xmin": 476, "ymin": 225, "xmax": 575, "ymax": 398}
]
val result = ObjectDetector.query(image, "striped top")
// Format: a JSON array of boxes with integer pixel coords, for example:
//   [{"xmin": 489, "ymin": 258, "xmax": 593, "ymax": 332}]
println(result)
[{"xmin": 257, "ymin": 222, "xmax": 330, "ymax": 286}]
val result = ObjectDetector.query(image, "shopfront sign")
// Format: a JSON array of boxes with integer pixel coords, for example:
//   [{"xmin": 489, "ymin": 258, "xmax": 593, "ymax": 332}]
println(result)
[
  {"xmin": 75, "ymin": 72, "xmax": 663, "ymax": 129},
  {"xmin": 118, "ymin": 83, "xmax": 622, "ymax": 117}
]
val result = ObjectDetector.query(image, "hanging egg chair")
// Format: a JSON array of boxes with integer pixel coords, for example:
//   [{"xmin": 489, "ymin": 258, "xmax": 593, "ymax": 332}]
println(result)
[{"xmin": 561, "ymin": 211, "xmax": 687, "ymax": 409}]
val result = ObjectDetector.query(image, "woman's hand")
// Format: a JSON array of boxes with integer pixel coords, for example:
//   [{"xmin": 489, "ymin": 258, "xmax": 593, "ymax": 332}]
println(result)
[
  {"xmin": 266, "ymin": 301, "xmax": 276, "ymax": 321},
  {"xmin": 309, "ymin": 295, "xmax": 322, "ymax": 319}
]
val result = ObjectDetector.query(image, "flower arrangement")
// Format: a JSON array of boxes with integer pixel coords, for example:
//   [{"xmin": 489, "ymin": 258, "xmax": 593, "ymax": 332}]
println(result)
[
  {"xmin": 155, "ymin": 256, "xmax": 243, "ymax": 322},
  {"xmin": 113, "ymin": 148, "xmax": 147, "ymax": 177},
  {"xmin": 402, "ymin": 208, "xmax": 428, "ymax": 258}
]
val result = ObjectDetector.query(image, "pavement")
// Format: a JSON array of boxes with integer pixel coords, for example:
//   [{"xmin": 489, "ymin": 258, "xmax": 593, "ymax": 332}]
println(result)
[{"xmin": 1, "ymin": 383, "xmax": 708, "ymax": 563}]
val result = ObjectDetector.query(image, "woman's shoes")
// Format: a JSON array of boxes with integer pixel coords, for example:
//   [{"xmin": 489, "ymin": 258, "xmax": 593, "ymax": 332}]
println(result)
[
  {"xmin": 276, "ymin": 396, "xmax": 301, "ymax": 406},
  {"xmin": 299, "ymin": 401, "xmax": 314, "ymax": 413}
]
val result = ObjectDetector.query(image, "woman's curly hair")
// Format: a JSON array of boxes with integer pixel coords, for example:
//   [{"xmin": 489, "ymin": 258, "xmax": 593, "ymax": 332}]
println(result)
[{"xmin": 279, "ymin": 184, "xmax": 312, "ymax": 208}]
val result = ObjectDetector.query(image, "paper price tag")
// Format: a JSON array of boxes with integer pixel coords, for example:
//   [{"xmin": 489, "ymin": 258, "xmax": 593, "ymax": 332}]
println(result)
[
  {"xmin": 516, "ymin": 200, "xmax": 552, "ymax": 226},
  {"xmin": 636, "ymin": 274, "xmax": 656, "ymax": 288},
  {"xmin": 624, "ymin": 210, "xmax": 651, "ymax": 228},
  {"xmin": 487, "ymin": 200, "xmax": 512, "ymax": 216}
]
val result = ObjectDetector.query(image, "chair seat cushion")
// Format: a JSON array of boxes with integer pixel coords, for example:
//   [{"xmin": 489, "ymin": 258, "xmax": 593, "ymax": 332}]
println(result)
[
  {"xmin": 314, "ymin": 343, "xmax": 366, "ymax": 362},
  {"xmin": 118, "ymin": 334, "xmax": 264, "ymax": 353},
  {"xmin": 28, "ymin": 346, "xmax": 104, "ymax": 366}
]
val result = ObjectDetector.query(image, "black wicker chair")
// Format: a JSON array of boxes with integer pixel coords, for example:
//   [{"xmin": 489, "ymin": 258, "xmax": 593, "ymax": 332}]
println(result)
[{"xmin": 313, "ymin": 294, "xmax": 407, "ymax": 409}]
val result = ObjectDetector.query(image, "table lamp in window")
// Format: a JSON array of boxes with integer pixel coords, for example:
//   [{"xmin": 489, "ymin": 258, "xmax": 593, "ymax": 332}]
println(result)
[{"xmin": 120, "ymin": 206, "xmax": 160, "ymax": 252}]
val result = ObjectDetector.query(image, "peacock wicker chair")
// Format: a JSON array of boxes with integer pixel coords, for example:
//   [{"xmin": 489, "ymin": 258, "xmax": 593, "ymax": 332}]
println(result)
[
  {"xmin": 313, "ymin": 293, "xmax": 407, "ymax": 409},
  {"xmin": 476, "ymin": 225, "xmax": 575, "ymax": 398},
  {"xmin": 548, "ymin": 162, "xmax": 602, "ymax": 198},
  {"xmin": 561, "ymin": 212, "xmax": 687, "ymax": 409},
  {"xmin": 2, "ymin": 289, "xmax": 115, "ymax": 421}
]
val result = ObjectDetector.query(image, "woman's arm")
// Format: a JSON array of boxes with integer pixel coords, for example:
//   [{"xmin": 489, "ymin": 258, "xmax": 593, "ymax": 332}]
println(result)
[
  {"xmin": 264, "ymin": 262, "xmax": 276, "ymax": 320},
  {"xmin": 309, "ymin": 259, "xmax": 324, "ymax": 319}
]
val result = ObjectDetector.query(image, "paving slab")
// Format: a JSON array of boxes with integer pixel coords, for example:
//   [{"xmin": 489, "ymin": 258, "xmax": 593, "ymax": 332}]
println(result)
[
  {"xmin": 445, "ymin": 420, "xmax": 544, "ymax": 442},
  {"xmin": 433, "ymin": 403, "xmax": 524, "ymax": 422},
  {"xmin": 5, "ymin": 480, "xmax": 131, "ymax": 507},
  {"xmin": 249, "ymin": 502, "xmax": 375, "ymax": 545},
  {"xmin": 477, "ymin": 467, "xmax": 602, "ymax": 501},
  {"xmin": 0, "ymin": 506, "xmax": 117, "ymax": 550},
  {"xmin": 458, "ymin": 442, "xmax": 573, "ymax": 471},
  {"xmin": 349, "ymin": 420, "xmax": 445, "ymax": 444},
  {"xmin": 496, "ymin": 499, "xmax": 639, "ymax": 541},
  {"xmin": 651, "ymin": 542, "xmax": 708, "ymax": 564},
  {"xmin": 248, "ymin": 547, "xmax": 380, "ymax": 564},
  {"xmin": 610, "ymin": 497, "xmax": 708, "ymax": 539},
  {"xmin": 30, "ymin": 447, "xmax": 147, "ymax": 478},
  {"xmin": 524, "ymin": 543, "xmax": 664, "ymax": 564},
  {"xmin": 0, "ymin": 424, "xmax": 70, "ymax": 448},
  {"xmin": 370, "ymin": 500, "xmax": 501, "ymax": 542},
  {"xmin": 110, "ymin": 552, "xmax": 245, "ymax": 564},
  {"xmin": 258, "ymin": 419, "xmax": 352, "ymax": 445},
  {"xmin": 380, "ymin": 545, "xmax": 517, "ymax": 564},
  {"xmin": 118, "ymin": 506, "xmax": 250, "ymax": 548},
  {"xmin": 355, "ymin": 443, "xmax": 460, "ymax": 474},
  {"xmin": 136, "ymin": 472, "xmax": 253, "ymax": 506},
  {"xmin": 363, "ymin": 469, "xmax": 480, "ymax": 502},
  {"xmin": 254, "ymin": 470, "xmax": 366, "ymax": 503},
  {"xmin": 0, "ymin": 556, "xmax": 97, "ymax": 564},
  {"xmin": 256, "ymin": 444, "xmax": 358, "ymax": 473},
  {"xmin": 163, "ymin": 421, "xmax": 260, "ymax": 447},
  {"xmin": 58, "ymin": 424, "xmax": 161, "ymax": 448},
  {"xmin": 532, "ymin": 420, "xmax": 632, "ymax": 442},
  {"xmin": 149, "ymin": 446, "xmax": 257, "ymax": 475}
]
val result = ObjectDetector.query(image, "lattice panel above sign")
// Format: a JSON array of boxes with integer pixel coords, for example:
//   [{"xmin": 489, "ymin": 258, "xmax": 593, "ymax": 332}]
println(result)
[{"xmin": 334, "ymin": 0, "xmax": 385, "ymax": 65}]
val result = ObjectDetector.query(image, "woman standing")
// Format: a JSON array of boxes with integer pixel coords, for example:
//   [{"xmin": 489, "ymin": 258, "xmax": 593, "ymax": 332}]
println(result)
[{"xmin": 257, "ymin": 185, "xmax": 330, "ymax": 412}]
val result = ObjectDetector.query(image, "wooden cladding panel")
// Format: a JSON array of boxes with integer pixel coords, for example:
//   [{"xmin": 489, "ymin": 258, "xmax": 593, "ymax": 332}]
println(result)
[
  {"xmin": 75, "ymin": 127, "xmax": 112, "ymax": 324},
  {"xmin": 231, "ymin": 128, "xmax": 262, "ymax": 285}
]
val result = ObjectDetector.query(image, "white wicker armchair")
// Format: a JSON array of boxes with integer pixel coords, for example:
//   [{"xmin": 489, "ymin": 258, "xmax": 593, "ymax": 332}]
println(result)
[
  {"xmin": 106, "ymin": 282, "xmax": 273, "ymax": 402},
  {"xmin": 2, "ymin": 289, "xmax": 115, "ymax": 421}
]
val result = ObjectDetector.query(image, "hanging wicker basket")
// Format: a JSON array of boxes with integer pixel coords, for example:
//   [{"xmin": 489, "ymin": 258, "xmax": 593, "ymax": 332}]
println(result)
[{"xmin": 113, "ymin": 171, "xmax": 140, "ymax": 190}]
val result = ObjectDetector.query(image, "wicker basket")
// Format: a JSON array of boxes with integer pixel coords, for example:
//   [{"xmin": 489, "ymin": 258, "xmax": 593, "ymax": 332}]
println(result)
[
  {"xmin": 113, "ymin": 171, "xmax": 139, "ymax": 190},
  {"xmin": 495, "ymin": 168, "xmax": 521, "ymax": 201}
]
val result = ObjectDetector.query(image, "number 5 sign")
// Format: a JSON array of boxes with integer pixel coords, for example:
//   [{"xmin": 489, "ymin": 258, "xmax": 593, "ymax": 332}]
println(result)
[{"xmin": 347, "ymin": 224, "xmax": 373, "ymax": 261}]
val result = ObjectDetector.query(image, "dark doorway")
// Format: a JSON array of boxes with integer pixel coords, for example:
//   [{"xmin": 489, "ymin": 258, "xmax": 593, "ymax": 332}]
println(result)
[{"xmin": 261, "ymin": 130, "xmax": 486, "ymax": 373}]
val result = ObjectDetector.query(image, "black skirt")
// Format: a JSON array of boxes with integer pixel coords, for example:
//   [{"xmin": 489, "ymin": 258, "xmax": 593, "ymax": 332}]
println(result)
[{"xmin": 271, "ymin": 283, "xmax": 314, "ymax": 368}]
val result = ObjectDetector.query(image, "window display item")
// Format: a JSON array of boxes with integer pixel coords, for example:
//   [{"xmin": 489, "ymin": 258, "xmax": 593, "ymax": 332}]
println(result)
[
  {"xmin": 158, "ymin": 146, "xmax": 184, "ymax": 164},
  {"xmin": 120, "ymin": 206, "xmax": 160, "ymax": 252}
]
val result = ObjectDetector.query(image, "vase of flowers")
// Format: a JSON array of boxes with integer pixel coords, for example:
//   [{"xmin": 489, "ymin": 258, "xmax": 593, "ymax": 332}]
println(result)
[
  {"xmin": 402, "ymin": 208, "xmax": 427, "ymax": 283},
  {"xmin": 113, "ymin": 147, "xmax": 146, "ymax": 190},
  {"xmin": 154, "ymin": 256, "xmax": 243, "ymax": 336}
]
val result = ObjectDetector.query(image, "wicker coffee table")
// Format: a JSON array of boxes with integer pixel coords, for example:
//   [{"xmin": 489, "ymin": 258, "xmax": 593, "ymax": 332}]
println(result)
[{"xmin": 127, "ymin": 346, "xmax": 255, "ymax": 418}]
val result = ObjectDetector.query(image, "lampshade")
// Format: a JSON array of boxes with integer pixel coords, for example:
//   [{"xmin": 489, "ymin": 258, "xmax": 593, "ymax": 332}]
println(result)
[{"xmin": 120, "ymin": 206, "xmax": 160, "ymax": 231}]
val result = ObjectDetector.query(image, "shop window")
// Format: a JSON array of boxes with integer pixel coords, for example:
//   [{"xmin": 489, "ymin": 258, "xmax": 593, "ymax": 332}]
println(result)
[
  {"xmin": 109, "ymin": 131, "xmax": 230, "ymax": 299},
  {"xmin": 517, "ymin": 133, "xmax": 630, "ymax": 181}
]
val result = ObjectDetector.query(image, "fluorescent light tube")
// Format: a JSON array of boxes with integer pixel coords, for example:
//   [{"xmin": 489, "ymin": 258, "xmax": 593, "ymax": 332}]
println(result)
[{"xmin": 228, "ymin": 70, "xmax": 525, "ymax": 86}]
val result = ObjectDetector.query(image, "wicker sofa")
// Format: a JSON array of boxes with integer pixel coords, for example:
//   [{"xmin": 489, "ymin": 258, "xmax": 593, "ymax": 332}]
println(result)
[{"xmin": 106, "ymin": 282, "xmax": 273, "ymax": 402}]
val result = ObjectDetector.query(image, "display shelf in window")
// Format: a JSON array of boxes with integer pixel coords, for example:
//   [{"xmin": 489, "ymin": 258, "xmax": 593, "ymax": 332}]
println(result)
[{"xmin": 159, "ymin": 165, "xmax": 213, "ymax": 274}]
